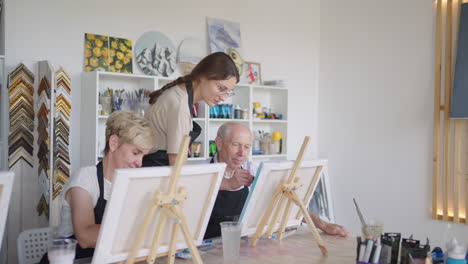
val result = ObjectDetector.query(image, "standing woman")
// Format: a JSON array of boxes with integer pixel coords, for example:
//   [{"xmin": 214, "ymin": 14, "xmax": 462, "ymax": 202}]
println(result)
[{"xmin": 143, "ymin": 52, "xmax": 239, "ymax": 166}]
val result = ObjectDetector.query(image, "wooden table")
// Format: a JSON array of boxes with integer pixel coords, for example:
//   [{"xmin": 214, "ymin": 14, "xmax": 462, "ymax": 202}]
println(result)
[
  {"xmin": 160, "ymin": 228, "xmax": 356, "ymax": 264},
  {"xmin": 75, "ymin": 228, "xmax": 356, "ymax": 264}
]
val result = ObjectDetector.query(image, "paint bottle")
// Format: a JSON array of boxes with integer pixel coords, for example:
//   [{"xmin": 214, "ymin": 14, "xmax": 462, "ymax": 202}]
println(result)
[
  {"xmin": 192, "ymin": 142, "xmax": 201, "ymax": 158},
  {"xmin": 447, "ymin": 238, "xmax": 467, "ymax": 264},
  {"xmin": 272, "ymin": 132, "xmax": 282, "ymax": 154},
  {"xmin": 209, "ymin": 140, "xmax": 217, "ymax": 157},
  {"xmin": 252, "ymin": 131, "xmax": 262, "ymax": 155},
  {"xmin": 242, "ymin": 109, "xmax": 249, "ymax": 120},
  {"xmin": 253, "ymin": 102, "xmax": 262, "ymax": 119},
  {"xmin": 234, "ymin": 105, "xmax": 242, "ymax": 119},
  {"xmin": 261, "ymin": 133, "xmax": 271, "ymax": 155},
  {"xmin": 210, "ymin": 105, "xmax": 216, "ymax": 118},
  {"xmin": 226, "ymin": 104, "xmax": 233, "ymax": 119}
]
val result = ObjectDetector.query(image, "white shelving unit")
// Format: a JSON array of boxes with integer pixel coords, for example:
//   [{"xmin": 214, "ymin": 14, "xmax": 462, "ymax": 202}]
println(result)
[{"xmin": 80, "ymin": 71, "xmax": 288, "ymax": 167}]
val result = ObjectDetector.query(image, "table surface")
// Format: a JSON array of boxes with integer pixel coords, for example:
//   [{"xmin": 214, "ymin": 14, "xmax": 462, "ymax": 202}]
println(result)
[
  {"xmin": 76, "ymin": 228, "xmax": 356, "ymax": 264},
  {"xmin": 158, "ymin": 228, "xmax": 356, "ymax": 264}
]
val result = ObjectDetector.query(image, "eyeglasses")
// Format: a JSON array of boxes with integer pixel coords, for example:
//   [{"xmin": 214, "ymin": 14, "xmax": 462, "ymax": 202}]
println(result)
[{"xmin": 219, "ymin": 89, "xmax": 235, "ymax": 97}]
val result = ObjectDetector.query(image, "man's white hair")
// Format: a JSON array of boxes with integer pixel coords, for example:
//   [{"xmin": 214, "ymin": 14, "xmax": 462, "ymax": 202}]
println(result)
[{"xmin": 217, "ymin": 121, "xmax": 251, "ymax": 139}]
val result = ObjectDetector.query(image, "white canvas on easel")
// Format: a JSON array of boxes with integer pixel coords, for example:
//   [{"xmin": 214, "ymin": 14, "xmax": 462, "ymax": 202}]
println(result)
[
  {"xmin": 92, "ymin": 163, "xmax": 226, "ymax": 264},
  {"xmin": 0, "ymin": 172, "xmax": 14, "ymax": 248},
  {"xmin": 239, "ymin": 159, "xmax": 327, "ymax": 237}
]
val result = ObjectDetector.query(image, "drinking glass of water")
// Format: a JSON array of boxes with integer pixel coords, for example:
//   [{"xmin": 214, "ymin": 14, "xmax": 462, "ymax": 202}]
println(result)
[
  {"xmin": 48, "ymin": 238, "xmax": 77, "ymax": 264},
  {"xmin": 220, "ymin": 221, "xmax": 242, "ymax": 263}
]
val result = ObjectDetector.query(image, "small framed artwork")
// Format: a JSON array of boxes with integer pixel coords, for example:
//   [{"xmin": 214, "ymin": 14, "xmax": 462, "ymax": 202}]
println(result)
[{"xmin": 242, "ymin": 61, "xmax": 262, "ymax": 85}]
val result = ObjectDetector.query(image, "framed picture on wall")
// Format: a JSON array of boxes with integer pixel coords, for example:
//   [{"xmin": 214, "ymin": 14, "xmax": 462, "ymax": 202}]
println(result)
[{"xmin": 241, "ymin": 61, "xmax": 262, "ymax": 85}]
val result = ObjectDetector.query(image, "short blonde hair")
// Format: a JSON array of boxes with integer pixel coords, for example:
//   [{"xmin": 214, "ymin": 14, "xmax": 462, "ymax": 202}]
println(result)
[{"xmin": 104, "ymin": 111, "xmax": 155, "ymax": 155}]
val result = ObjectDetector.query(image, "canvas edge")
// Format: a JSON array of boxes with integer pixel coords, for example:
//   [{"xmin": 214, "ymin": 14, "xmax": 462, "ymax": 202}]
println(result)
[{"xmin": 0, "ymin": 171, "xmax": 14, "ymax": 249}]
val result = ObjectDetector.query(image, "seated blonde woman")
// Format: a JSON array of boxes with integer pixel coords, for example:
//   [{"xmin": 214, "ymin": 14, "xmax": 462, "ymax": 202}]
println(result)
[{"xmin": 40, "ymin": 111, "xmax": 155, "ymax": 263}]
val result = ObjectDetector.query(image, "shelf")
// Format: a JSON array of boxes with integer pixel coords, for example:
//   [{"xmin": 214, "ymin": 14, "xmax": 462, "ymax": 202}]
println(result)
[
  {"xmin": 96, "ymin": 71, "xmax": 156, "ymax": 80},
  {"xmin": 188, "ymin": 157, "xmax": 206, "ymax": 161},
  {"xmin": 252, "ymin": 84, "xmax": 287, "ymax": 90},
  {"xmin": 252, "ymin": 154, "xmax": 287, "ymax": 159},
  {"xmin": 81, "ymin": 71, "xmax": 288, "ymax": 168},
  {"xmin": 158, "ymin": 76, "xmax": 176, "ymax": 82},
  {"xmin": 235, "ymin": 84, "xmax": 251, "ymax": 89},
  {"xmin": 98, "ymin": 156, "xmax": 207, "ymax": 161},
  {"xmin": 209, "ymin": 118, "xmax": 249, "ymax": 122},
  {"xmin": 253, "ymin": 119, "xmax": 287, "ymax": 123}
]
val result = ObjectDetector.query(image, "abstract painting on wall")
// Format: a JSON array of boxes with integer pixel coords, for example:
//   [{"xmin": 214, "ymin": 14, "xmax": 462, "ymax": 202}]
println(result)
[
  {"xmin": 207, "ymin": 17, "xmax": 242, "ymax": 53},
  {"xmin": 207, "ymin": 17, "xmax": 244, "ymax": 75},
  {"xmin": 135, "ymin": 31, "xmax": 176, "ymax": 77}
]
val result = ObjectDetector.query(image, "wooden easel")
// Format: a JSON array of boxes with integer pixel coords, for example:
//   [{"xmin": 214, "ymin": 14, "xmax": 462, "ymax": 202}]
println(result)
[
  {"xmin": 126, "ymin": 135, "xmax": 203, "ymax": 264},
  {"xmin": 250, "ymin": 136, "xmax": 328, "ymax": 255}
]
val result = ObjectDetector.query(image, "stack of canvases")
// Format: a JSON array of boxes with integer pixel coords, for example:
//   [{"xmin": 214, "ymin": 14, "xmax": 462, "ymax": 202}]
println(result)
[
  {"xmin": 8, "ymin": 63, "xmax": 35, "ymax": 168},
  {"xmin": 53, "ymin": 68, "xmax": 72, "ymax": 200}
]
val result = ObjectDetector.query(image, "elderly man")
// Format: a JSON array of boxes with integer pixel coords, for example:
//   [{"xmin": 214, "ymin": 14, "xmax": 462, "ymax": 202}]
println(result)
[{"xmin": 204, "ymin": 121, "xmax": 349, "ymax": 239}]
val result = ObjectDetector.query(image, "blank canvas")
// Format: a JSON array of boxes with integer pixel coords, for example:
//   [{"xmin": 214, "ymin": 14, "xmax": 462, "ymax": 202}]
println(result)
[
  {"xmin": 92, "ymin": 163, "xmax": 225, "ymax": 264},
  {"xmin": 239, "ymin": 159, "xmax": 327, "ymax": 237}
]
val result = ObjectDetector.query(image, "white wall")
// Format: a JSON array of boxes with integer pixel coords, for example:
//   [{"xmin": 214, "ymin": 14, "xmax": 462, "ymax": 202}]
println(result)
[
  {"xmin": 319, "ymin": 0, "xmax": 468, "ymax": 247},
  {"xmin": 5, "ymin": 0, "xmax": 320, "ymax": 171},
  {"xmin": 4, "ymin": 0, "xmax": 320, "ymax": 262}
]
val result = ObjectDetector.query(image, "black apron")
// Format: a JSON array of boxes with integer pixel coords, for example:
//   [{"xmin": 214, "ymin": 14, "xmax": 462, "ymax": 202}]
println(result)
[
  {"xmin": 40, "ymin": 162, "xmax": 107, "ymax": 263},
  {"xmin": 203, "ymin": 157, "xmax": 249, "ymax": 239},
  {"xmin": 142, "ymin": 81, "xmax": 201, "ymax": 167}
]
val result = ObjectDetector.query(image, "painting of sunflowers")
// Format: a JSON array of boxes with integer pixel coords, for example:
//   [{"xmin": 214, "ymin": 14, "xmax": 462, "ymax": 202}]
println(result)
[
  {"xmin": 84, "ymin": 33, "xmax": 133, "ymax": 73},
  {"xmin": 109, "ymin": 37, "xmax": 133, "ymax": 73}
]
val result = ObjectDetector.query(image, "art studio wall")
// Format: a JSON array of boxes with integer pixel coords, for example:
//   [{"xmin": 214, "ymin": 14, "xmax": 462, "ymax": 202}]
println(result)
[
  {"xmin": 318, "ymin": 0, "xmax": 468, "ymax": 246},
  {"xmin": 4, "ymin": 0, "xmax": 319, "ymax": 263}
]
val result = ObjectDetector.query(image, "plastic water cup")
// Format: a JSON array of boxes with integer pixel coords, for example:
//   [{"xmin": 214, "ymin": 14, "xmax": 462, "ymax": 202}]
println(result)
[
  {"xmin": 220, "ymin": 221, "xmax": 242, "ymax": 263},
  {"xmin": 48, "ymin": 238, "xmax": 77, "ymax": 264},
  {"xmin": 362, "ymin": 220, "xmax": 384, "ymax": 239}
]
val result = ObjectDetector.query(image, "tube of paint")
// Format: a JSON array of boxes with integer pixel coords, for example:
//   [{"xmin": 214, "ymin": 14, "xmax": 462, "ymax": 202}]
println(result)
[
  {"xmin": 357, "ymin": 237, "xmax": 362, "ymax": 261},
  {"xmin": 409, "ymin": 245, "xmax": 431, "ymax": 264},
  {"xmin": 401, "ymin": 237, "xmax": 420, "ymax": 264},
  {"xmin": 364, "ymin": 239, "xmax": 375, "ymax": 263},
  {"xmin": 383, "ymin": 233, "xmax": 401, "ymax": 264},
  {"xmin": 372, "ymin": 242, "xmax": 382, "ymax": 263},
  {"xmin": 359, "ymin": 240, "xmax": 367, "ymax": 262},
  {"xmin": 380, "ymin": 237, "xmax": 393, "ymax": 264}
]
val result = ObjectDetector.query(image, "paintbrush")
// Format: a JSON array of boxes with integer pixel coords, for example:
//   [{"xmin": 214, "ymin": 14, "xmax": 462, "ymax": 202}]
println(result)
[{"xmin": 353, "ymin": 198, "xmax": 367, "ymax": 226}]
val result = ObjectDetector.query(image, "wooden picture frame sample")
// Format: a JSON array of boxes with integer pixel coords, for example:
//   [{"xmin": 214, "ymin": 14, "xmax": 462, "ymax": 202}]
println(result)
[
  {"xmin": 92, "ymin": 163, "xmax": 226, "ymax": 264},
  {"xmin": 240, "ymin": 159, "xmax": 327, "ymax": 237},
  {"xmin": 0, "ymin": 172, "xmax": 14, "ymax": 248}
]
